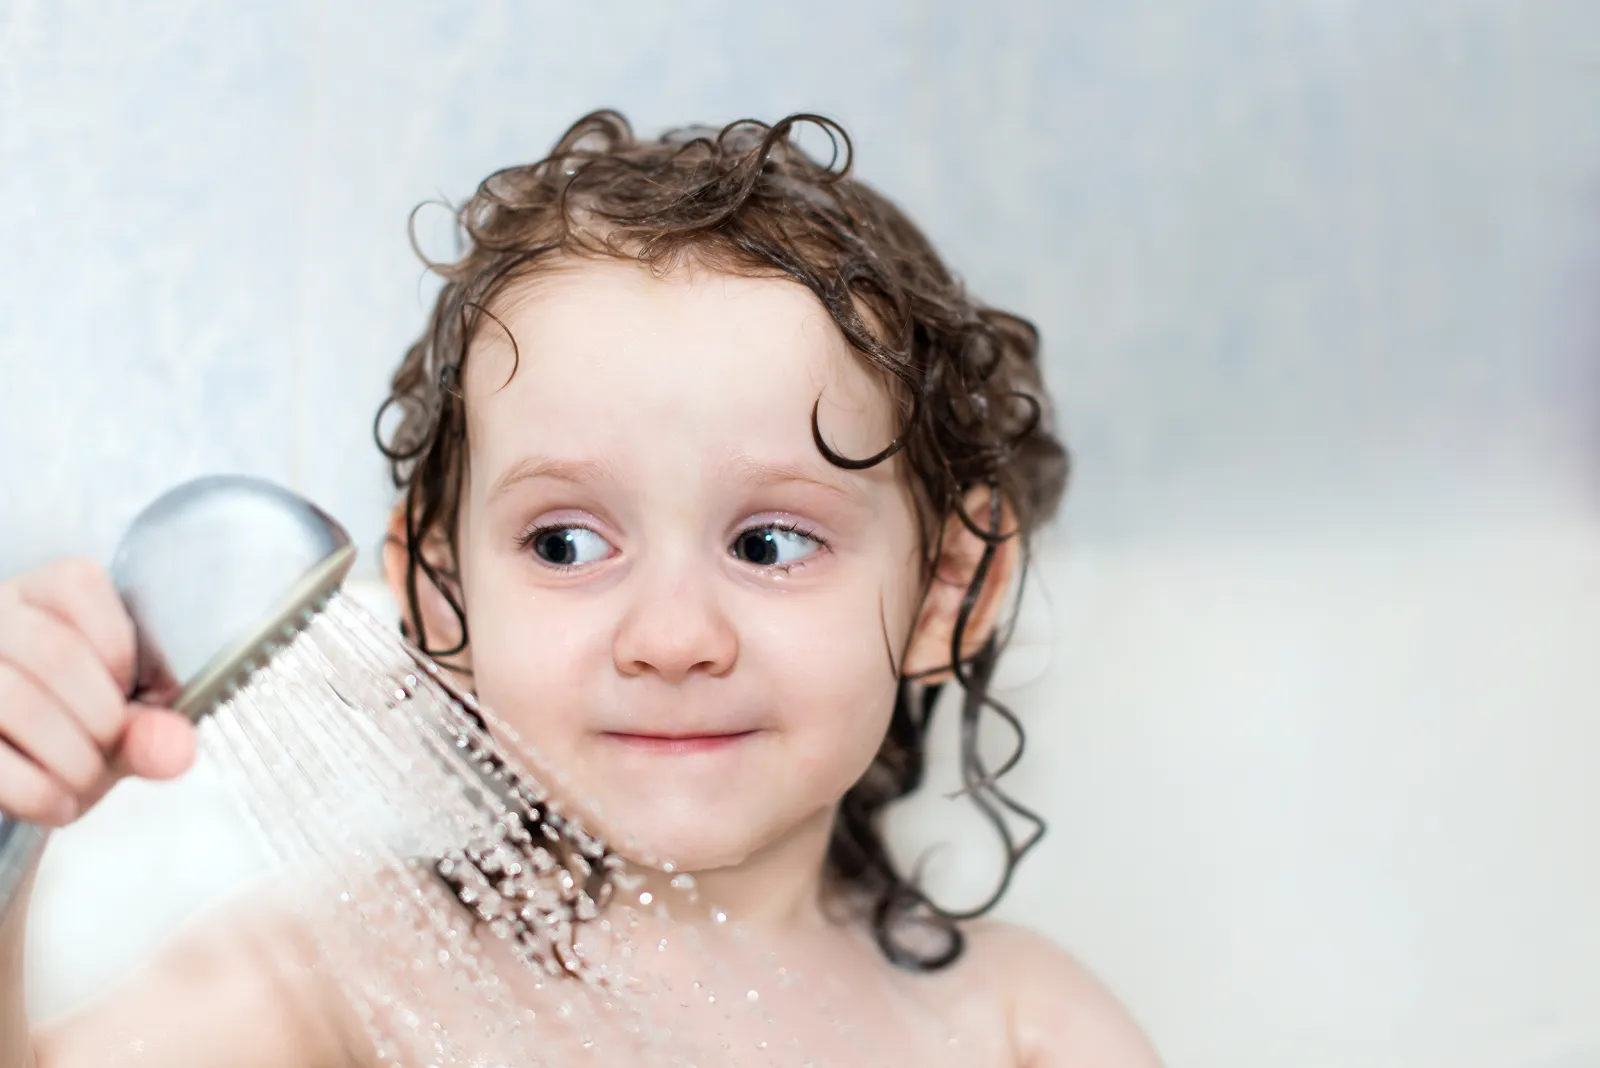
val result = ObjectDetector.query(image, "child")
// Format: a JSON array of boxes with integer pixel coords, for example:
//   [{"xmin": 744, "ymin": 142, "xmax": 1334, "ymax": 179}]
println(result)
[{"xmin": 0, "ymin": 112, "xmax": 1161, "ymax": 1066}]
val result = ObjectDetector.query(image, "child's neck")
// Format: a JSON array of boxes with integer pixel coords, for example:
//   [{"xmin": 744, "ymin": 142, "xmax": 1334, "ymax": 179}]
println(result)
[{"xmin": 676, "ymin": 806, "xmax": 835, "ymax": 934}]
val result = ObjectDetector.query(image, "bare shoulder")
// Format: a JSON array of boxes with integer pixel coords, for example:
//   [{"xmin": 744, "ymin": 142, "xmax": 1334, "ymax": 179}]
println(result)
[
  {"xmin": 960, "ymin": 920, "xmax": 1164, "ymax": 1068},
  {"xmin": 34, "ymin": 887, "xmax": 363, "ymax": 1068}
]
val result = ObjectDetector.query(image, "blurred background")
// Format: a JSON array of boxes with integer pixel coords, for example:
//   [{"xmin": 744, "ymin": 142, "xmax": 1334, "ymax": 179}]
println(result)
[{"xmin": 3, "ymin": 1, "xmax": 1599, "ymax": 1065}]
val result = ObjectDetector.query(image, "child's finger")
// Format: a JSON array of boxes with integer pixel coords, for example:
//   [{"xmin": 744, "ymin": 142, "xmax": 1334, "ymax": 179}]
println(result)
[
  {"xmin": 0, "ymin": 600, "xmax": 129, "ymax": 749},
  {"xmin": 13, "ymin": 556, "xmax": 140, "ymax": 696},
  {"xmin": 0, "ymin": 737, "xmax": 77, "ymax": 826},
  {"xmin": 0, "ymin": 663, "xmax": 107, "ymax": 796},
  {"xmin": 116, "ymin": 706, "xmax": 197, "ymax": 782}
]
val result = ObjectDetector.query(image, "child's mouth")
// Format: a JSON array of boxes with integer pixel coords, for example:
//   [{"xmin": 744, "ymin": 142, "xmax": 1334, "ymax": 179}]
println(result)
[{"xmin": 600, "ymin": 730, "xmax": 760, "ymax": 755}]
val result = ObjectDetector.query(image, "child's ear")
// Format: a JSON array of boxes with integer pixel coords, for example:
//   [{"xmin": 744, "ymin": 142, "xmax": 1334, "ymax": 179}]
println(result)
[
  {"xmin": 382, "ymin": 502, "xmax": 471, "ymax": 671},
  {"xmin": 900, "ymin": 487, "xmax": 1021, "ymax": 684}
]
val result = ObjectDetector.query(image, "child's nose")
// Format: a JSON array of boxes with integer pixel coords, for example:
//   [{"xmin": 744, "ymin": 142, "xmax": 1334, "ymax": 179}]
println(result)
[{"xmin": 611, "ymin": 567, "xmax": 737, "ymax": 682}]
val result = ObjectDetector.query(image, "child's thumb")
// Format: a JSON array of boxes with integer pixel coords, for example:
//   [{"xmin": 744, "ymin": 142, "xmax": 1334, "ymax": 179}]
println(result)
[{"xmin": 118, "ymin": 705, "xmax": 198, "ymax": 781}]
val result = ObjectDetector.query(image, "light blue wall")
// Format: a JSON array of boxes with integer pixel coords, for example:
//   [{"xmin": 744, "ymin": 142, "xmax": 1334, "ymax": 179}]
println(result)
[{"xmin": 2, "ymin": 1, "xmax": 1596, "ymax": 572}]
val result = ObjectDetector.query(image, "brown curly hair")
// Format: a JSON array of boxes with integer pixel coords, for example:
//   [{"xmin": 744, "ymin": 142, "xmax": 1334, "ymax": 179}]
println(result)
[{"xmin": 375, "ymin": 110, "xmax": 1070, "ymax": 971}]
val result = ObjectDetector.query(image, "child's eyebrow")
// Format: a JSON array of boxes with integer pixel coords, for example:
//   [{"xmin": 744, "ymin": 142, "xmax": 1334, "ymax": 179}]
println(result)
[
  {"xmin": 487, "ymin": 455, "xmax": 616, "ymax": 501},
  {"xmin": 486, "ymin": 453, "xmax": 869, "ymax": 509},
  {"xmin": 726, "ymin": 455, "xmax": 869, "ymax": 508}
]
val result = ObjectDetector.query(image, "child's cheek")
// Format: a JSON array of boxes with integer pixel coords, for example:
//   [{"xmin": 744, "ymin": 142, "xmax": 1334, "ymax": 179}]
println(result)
[
  {"xmin": 767, "ymin": 581, "xmax": 901, "ymax": 750},
  {"xmin": 464, "ymin": 591, "xmax": 605, "ymax": 732}
]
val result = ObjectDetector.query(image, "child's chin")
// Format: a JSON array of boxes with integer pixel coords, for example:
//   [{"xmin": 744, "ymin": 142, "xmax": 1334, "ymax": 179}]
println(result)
[{"xmin": 601, "ymin": 798, "xmax": 772, "ymax": 875}]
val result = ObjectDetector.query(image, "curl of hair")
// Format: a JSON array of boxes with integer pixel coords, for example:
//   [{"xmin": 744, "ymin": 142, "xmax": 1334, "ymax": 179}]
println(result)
[{"xmin": 375, "ymin": 110, "xmax": 1070, "ymax": 971}]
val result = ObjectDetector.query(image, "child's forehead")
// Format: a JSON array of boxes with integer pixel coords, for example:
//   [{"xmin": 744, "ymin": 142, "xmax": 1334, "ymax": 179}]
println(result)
[
  {"xmin": 473, "ymin": 256, "xmax": 840, "ymax": 358},
  {"xmin": 461, "ymin": 258, "xmax": 900, "ymax": 460}
]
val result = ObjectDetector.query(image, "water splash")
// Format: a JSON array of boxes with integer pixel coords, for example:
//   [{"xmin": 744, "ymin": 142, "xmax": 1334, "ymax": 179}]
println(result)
[{"xmin": 195, "ymin": 592, "xmax": 923, "ymax": 1066}]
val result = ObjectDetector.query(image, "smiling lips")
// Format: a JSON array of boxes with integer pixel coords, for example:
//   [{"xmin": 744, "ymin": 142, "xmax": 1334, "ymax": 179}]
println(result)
[{"xmin": 601, "ymin": 730, "xmax": 759, "ymax": 755}]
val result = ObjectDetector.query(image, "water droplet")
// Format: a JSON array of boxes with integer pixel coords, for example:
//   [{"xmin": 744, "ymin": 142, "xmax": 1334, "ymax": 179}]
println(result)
[
  {"xmin": 712, "ymin": 909, "xmax": 728, "ymax": 925},
  {"xmin": 638, "ymin": 891, "xmax": 653, "ymax": 906},
  {"xmin": 746, "ymin": 989, "xmax": 759, "ymax": 1002}
]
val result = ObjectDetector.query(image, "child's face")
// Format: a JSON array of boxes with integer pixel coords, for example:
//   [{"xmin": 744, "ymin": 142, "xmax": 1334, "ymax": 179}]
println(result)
[{"xmin": 450, "ymin": 258, "xmax": 925, "ymax": 872}]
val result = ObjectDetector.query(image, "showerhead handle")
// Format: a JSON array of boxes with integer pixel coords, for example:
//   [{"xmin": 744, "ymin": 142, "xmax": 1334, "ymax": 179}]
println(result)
[{"xmin": 0, "ymin": 475, "xmax": 359, "ymax": 919}]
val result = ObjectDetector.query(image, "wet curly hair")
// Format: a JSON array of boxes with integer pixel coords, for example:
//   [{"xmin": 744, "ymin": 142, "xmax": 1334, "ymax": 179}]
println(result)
[{"xmin": 375, "ymin": 110, "xmax": 1070, "ymax": 971}]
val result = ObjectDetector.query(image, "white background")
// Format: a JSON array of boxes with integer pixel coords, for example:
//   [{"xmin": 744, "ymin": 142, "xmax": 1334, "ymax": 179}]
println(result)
[{"xmin": 3, "ymin": 3, "xmax": 1599, "ymax": 1065}]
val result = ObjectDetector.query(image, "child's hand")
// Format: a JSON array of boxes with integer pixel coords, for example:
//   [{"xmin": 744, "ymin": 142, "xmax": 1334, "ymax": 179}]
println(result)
[{"xmin": 0, "ymin": 557, "xmax": 196, "ymax": 827}]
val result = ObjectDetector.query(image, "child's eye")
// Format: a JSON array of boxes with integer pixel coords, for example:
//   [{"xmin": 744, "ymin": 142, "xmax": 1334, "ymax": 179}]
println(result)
[
  {"xmin": 730, "ymin": 524, "xmax": 823, "ymax": 569},
  {"xmin": 522, "ymin": 526, "xmax": 614, "ymax": 568}
]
